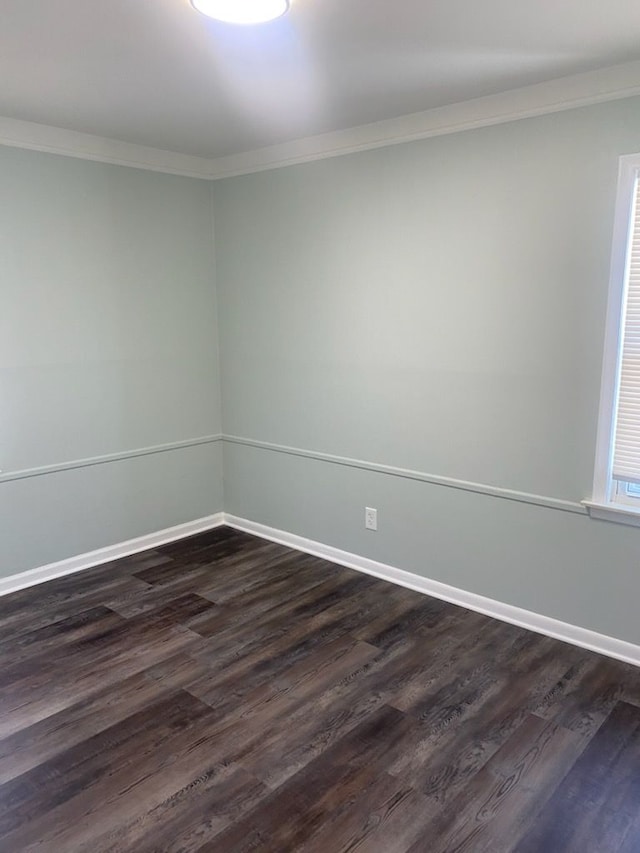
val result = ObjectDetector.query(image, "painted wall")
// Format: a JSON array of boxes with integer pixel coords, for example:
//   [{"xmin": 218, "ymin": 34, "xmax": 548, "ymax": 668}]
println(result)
[
  {"xmin": 0, "ymin": 146, "xmax": 222, "ymax": 577},
  {"xmin": 214, "ymin": 96, "xmax": 640, "ymax": 644},
  {"xmin": 4, "ymin": 96, "xmax": 640, "ymax": 646}
]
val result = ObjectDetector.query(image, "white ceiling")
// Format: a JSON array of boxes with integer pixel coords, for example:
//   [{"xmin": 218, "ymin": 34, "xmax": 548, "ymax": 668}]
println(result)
[{"xmin": 2, "ymin": 0, "xmax": 640, "ymax": 160}]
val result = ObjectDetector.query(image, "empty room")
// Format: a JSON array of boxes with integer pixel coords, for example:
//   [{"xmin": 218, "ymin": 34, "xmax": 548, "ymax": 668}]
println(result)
[{"xmin": 3, "ymin": 1, "xmax": 640, "ymax": 850}]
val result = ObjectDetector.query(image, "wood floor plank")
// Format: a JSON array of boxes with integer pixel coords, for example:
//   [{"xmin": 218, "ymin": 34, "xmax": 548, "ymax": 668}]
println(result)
[
  {"xmin": 190, "ymin": 549, "xmax": 341, "ymax": 603},
  {"xmin": 618, "ymin": 808, "xmax": 640, "ymax": 853},
  {"xmin": 349, "ymin": 585, "xmax": 457, "ymax": 644},
  {"xmin": 0, "ymin": 604, "xmax": 126, "ymax": 671},
  {"xmin": 156, "ymin": 527, "xmax": 271, "ymax": 566},
  {"xmin": 103, "ymin": 567, "xmax": 223, "ymax": 617},
  {"xmin": 185, "ymin": 573, "xmax": 384, "ymax": 687},
  {"xmin": 405, "ymin": 713, "xmax": 586, "ymax": 853},
  {"xmin": 5, "ymin": 730, "xmax": 258, "ymax": 853},
  {"xmin": 0, "ymin": 660, "xmax": 210, "ymax": 785},
  {"xmin": 236, "ymin": 633, "xmax": 450, "ymax": 788},
  {"xmin": 93, "ymin": 765, "xmax": 268, "ymax": 853},
  {"xmin": 198, "ymin": 705, "xmax": 421, "ymax": 853},
  {"xmin": 298, "ymin": 775, "xmax": 431, "ymax": 853},
  {"xmin": 274, "ymin": 633, "xmax": 380, "ymax": 695},
  {"xmin": 66, "ymin": 549, "xmax": 175, "ymax": 583},
  {"xmin": 387, "ymin": 632, "xmax": 586, "ymax": 802},
  {"xmin": 0, "ymin": 617, "xmax": 198, "ymax": 738},
  {"xmin": 513, "ymin": 701, "xmax": 640, "ymax": 853},
  {"xmin": 0, "ymin": 690, "xmax": 212, "ymax": 842},
  {"xmin": 187, "ymin": 569, "xmax": 361, "ymax": 642},
  {"xmin": 533, "ymin": 654, "xmax": 626, "ymax": 738},
  {"xmin": 0, "ymin": 575, "xmax": 149, "ymax": 644}
]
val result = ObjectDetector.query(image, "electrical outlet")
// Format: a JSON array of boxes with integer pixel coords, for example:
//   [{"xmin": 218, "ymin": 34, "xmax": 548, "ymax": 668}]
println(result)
[{"xmin": 365, "ymin": 507, "xmax": 378, "ymax": 531}]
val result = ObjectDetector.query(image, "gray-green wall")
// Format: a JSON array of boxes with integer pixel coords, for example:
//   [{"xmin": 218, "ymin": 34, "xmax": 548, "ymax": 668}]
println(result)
[
  {"xmin": 4, "ymin": 97, "xmax": 640, "ymax": 648},
  {"xmin": 214, "ymin": 96, "xmax": 640, "ymax": 644},
  {"xmin": 0, "ymin": 147, "xmax": 222, "ymax": 576}
]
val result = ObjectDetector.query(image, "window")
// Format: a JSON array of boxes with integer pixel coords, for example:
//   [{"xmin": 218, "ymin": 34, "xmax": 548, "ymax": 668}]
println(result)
[{"xmin": 587, "ymin": 153, "xmax": 640, "ymax": 525}]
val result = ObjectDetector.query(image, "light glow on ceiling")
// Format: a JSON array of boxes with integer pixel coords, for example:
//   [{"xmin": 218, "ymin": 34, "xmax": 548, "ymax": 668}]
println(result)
[{"xmin": 191, "ymin": 0, "xmax": 290, "ymax": 25}]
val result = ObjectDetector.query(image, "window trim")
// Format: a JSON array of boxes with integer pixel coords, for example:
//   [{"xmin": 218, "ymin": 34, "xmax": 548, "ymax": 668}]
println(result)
[{"xmin": 585, "ymin": 153, "xmax": 640, "ymax": 526}]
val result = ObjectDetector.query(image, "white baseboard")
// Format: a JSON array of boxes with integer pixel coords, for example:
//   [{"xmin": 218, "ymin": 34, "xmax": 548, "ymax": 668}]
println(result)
[
  {"xmin": 0, "ymin": 513, "xmax": 225, "ymax": 597},
  {"xmin": 224, "ymin": 514, "xmax": 640, "ymax": 668},
  {"xmin": 4, "ymin": 509, "xmax": 639, "ymax": 668}
]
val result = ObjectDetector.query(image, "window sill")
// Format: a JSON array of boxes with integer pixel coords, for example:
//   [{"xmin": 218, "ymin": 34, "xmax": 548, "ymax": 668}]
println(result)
[{"xmin": 583, "ymin": 500, "xmax": 640, "ymax": 528}]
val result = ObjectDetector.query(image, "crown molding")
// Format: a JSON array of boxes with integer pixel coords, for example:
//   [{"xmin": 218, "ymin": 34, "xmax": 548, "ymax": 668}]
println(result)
[
  {"xmin": 207, "ymin": 60, "xmax": 640, "ymax": 179},
  {"xmin": 0, "ymin": 115, "xmax": 213, "ymax": 179},
  {"xmin": 2, "ymin": 60, "xmax": 640, "ymax": 180}
]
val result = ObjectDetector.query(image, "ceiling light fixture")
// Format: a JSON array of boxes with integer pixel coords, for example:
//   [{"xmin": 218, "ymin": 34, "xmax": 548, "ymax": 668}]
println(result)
[{"xmin": 191, "ymin": 0, "xmax": 289, "ymax": 25}]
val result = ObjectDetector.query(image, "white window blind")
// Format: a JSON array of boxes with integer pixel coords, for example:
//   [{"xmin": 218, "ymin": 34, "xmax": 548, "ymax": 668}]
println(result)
[{"xmin": 612, "ymin": 174, "xmax": 640, "ymax": 484}]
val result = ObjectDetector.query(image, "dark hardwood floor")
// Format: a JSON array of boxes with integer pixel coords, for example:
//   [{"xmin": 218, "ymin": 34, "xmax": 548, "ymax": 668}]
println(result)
[{"xmin": 1, "ymin": 526, "xmax": 640, "ymax": 851}]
